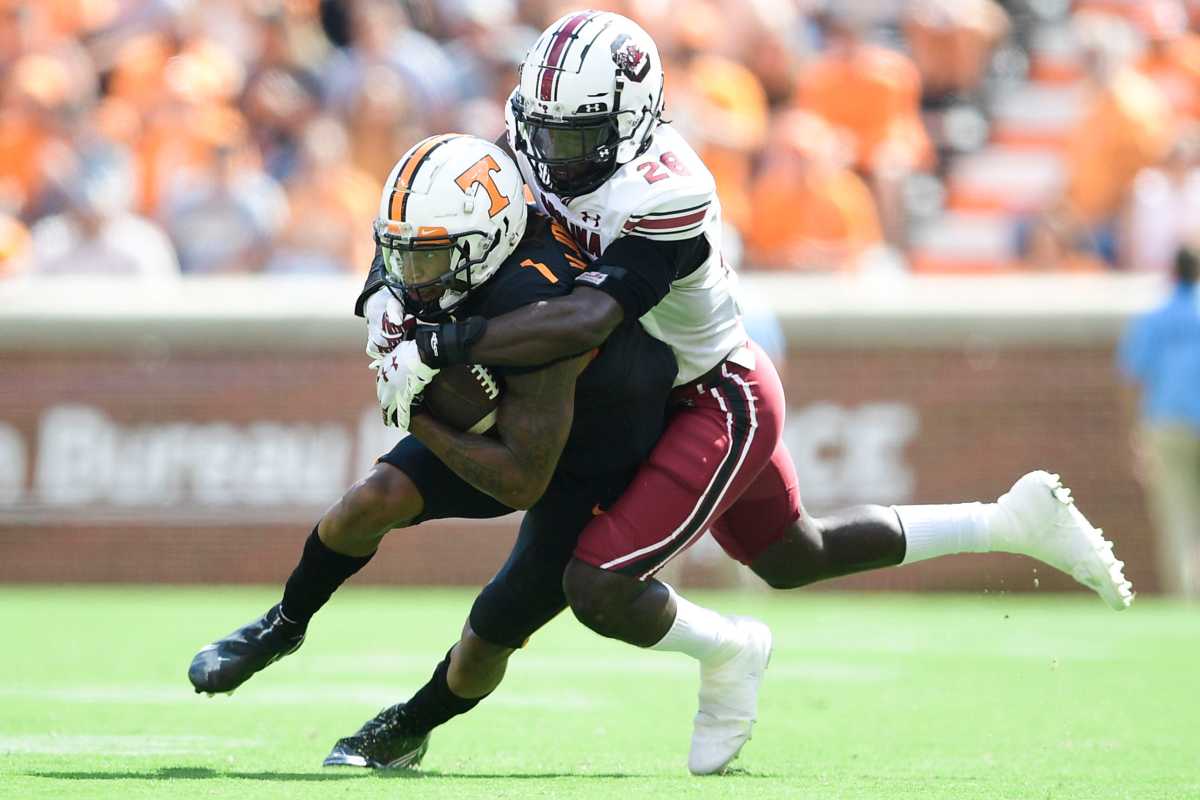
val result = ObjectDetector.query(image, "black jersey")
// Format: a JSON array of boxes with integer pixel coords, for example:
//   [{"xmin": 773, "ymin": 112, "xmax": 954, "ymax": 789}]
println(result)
[{"xmin": 362, "ymin": 213, "xmax": 677, "ymax": 485}]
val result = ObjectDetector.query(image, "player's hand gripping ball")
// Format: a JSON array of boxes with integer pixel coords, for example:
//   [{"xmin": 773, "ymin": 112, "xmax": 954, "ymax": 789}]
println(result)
[
  {"xmin": 364, "ymin": 290, "xmax": 412, "ymax": 362},
  {"xmin": 376, "ymin": 340, "xmax": 439, "ymax": 430}
]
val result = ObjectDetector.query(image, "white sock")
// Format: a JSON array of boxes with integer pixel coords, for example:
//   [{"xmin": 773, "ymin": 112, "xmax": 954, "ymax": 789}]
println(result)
[
  {"xmin": 892, "ymin": 502, "xmax": 994, "ymax": 565},
  {"xmin": 649, "ymin": 585, "xmax": 744, "ymax": 666}
]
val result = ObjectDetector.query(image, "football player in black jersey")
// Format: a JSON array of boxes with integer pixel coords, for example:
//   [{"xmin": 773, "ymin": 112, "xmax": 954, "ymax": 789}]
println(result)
[{"xmin": 187, "ymin": 135, "xmax": 676, "ymax": 768}]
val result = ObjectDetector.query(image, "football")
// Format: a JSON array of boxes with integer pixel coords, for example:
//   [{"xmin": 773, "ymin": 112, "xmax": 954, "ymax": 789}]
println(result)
[{"xmin": 421, "ymin": 363, "xmax": 502, "ymax": 433}]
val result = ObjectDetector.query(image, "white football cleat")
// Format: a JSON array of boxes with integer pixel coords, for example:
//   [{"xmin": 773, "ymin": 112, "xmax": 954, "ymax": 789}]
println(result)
[
  {"xmin": 988, "ymin": 470, "xmax": 1134, "ymax": 610},
  {"xmin": 688, "ymin": 616, "xmax": 772, "ymax": 775}
]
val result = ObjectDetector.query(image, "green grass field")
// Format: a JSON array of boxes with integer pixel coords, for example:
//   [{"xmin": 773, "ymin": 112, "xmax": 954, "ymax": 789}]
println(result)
[{"xmin": 0, "ymin": 586, "xmax": 1196, "ymax": 799}]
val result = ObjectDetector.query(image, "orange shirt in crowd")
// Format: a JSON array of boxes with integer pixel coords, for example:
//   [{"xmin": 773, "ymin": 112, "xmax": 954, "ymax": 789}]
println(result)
[
  {"xmin": 277, "ymin": 164, "xmax": 379, "ymax": 272},
  {"xmin": 1136, "ymin": 35, "xmax": 1200, "ymax": 119},
  {"xmin": 42, "ymin": 0, "xmax": 121, "ymax": 38},
  {"xmin": 745, "ymin": 110, "xmax": 882, "ymax": 270},
  {"xmin": 746, "ymin": 167, "xmax": 881, "ymax": 270},
  {"xmin": 904, "ymin": 0, "xmax": 1009, "ymax": 96},
  {"xmin": 0, "ymin": 213, "xmax": 31, "ymax": 276},
  {"xmin": 681, "ymin": 56, "xmax": 769, "ymax": 235},
  {"xmin": 107, "ymin": 32, "xmax": 173, "ymax": 107},
  {"xmin": 1, "ymin": 52, "xmax": 76, "ymax": 214},
  {"xmin": 0, "ymin": 111, "xmax": 54, "ymax": 213},
  {"xmin": 794, "ymin": 44, "xmax": 932, "ymax": 174},
  {"xmin": 133, "ymin": 103, "xmax": 251, "ymax": 217},
  {"xmin": 698, "ymin": 145, "xmax": 753, "ymax": 234},
  {"xmin": 1063, "ymin": 68, "xmax": 1174, "ymax": 225}
]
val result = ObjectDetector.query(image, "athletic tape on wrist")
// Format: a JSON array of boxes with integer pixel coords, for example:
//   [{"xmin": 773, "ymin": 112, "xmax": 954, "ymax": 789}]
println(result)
[{"xmin": 416, "ymin": 316, "xmax": 488, "ymax": 367}]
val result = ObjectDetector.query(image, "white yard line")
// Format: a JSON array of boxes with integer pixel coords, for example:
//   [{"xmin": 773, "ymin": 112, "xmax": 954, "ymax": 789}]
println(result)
[
  {"xmin": 0, "ymin": 685, "xmax": 602, "ymax": 710},
  {"xmin": 0, "ymin": 734, "xmax": 260, "ymax": 756},
  {"xmin": 303, "ymin": 652, "xmax": 904, "ymax": 682}
]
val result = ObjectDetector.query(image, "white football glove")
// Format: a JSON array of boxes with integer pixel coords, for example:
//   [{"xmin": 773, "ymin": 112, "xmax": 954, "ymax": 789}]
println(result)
[
  {"xmin": 364, "ymin": 288, "xmax": 411, "ymax": 363},
  {"xmin": 376, "ymin": 339, "xmax": 439, "ymax": 430}
]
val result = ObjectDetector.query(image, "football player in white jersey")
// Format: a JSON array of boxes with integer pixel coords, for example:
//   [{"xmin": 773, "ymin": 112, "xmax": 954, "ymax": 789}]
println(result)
[{"xmin": 370, "ymin": 10, "xmax": 1132, "ymax": 775}]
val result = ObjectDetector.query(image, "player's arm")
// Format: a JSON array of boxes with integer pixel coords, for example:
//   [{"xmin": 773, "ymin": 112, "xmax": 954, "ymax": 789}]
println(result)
[
  {"xmin": 413, "ymin": 234, "xmax": 707, "ymax": 368},
  {"xmin": 424, "ymin": 287, "xmax": 623, "ymax": 366},
  {"xmin": 409, "ymin": 354, "xmax": 590, "ymax": 509},
  {"xmin": 354, "ymin": 242, "xmax": 387, "ymax": 318},
  {"xmin": 493, "ymin": 132, "xmax": 515, "ymax": 161}
]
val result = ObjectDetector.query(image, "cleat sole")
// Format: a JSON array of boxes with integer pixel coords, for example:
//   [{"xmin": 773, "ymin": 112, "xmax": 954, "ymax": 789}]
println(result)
[
  {"xmin": 322, "ymin": 738, "xmax": 428, "ymax": 771},
  {"xmin": 1041, "ymin": 472, "xmax": 1134, "ymax": 611}
]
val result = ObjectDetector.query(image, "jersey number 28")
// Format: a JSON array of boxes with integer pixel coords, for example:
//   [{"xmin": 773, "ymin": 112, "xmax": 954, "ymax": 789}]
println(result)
[{"xmin": 637, "ymin": 151, "xmax": 690, "ymax": 184}]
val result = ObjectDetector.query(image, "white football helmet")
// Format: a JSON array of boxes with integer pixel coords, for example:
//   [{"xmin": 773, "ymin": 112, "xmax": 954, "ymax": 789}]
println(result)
[
  {"xmin": 374, "ymin": 134, "xmax": 528, "ymax": 321},
  {"xmin": 508, "ymin": 10, "xmax": 665, "ymax": 197}
]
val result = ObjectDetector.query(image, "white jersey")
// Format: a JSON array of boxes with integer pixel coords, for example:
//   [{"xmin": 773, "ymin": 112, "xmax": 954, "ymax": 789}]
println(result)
[{"xmin": 514, "ymin": 124, "xmax": 747, "ymax": 385}]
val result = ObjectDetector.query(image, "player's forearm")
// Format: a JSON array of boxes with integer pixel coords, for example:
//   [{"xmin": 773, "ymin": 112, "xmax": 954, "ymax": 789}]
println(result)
[
  {"xmin": 408, "ymin": 356, "xmax": 585, "ymax": 507},
  {"xmin": 409, "ymin": 414, "xmax": 546, "ymax": 509},
  {"xmin": 416, "ymin": 289, "xmax": 624, "ymax": 368},
  {"xmin": 473, "ymin": 291, "xmax": 619, "ymax": 364}
]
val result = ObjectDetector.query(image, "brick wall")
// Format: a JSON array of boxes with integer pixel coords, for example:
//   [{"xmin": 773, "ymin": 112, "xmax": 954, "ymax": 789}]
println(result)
[{"xmin": 0, "ymin": 343, "xmax": 1155, "ymax": 594}]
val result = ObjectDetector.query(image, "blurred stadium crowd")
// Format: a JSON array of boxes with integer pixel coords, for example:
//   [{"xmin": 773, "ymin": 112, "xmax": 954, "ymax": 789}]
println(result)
[{"xmin": 2, "ymin": 0, "xmax": 1200, "ymax": 279}]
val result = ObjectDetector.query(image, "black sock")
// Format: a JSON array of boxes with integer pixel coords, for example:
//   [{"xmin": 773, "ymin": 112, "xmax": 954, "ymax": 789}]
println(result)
[
  {"xmin": 279, "ymin": 528, "xmax": 374, "ymax": 625},
  {"xmin": 402, "ymin": 649, "xmax": 487, "ymax": 736}
]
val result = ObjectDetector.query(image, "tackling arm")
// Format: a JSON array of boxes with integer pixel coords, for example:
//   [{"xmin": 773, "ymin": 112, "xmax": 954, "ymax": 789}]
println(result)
[
  {"xmin": 409, "ymin": 354, "xmax": 591, "ymax": 509},
  {"xmin": 442, "ymin": 288, "xmax": 624, "ymax": 367},
  {"xmin": 412, "ymin": 233, "xmax": 704, "ymax": 369}
]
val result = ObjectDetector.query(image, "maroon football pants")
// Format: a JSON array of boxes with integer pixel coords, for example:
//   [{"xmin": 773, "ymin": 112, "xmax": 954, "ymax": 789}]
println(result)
[{"xmin": 573, "ymin": 340, "xmax": 801, "ymax": 578}]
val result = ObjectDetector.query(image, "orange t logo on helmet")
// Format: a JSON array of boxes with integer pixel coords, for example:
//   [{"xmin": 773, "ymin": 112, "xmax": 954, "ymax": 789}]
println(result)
[{"xmin": 455, "ymin": 156, "xmax": 511, "ymax": 218}]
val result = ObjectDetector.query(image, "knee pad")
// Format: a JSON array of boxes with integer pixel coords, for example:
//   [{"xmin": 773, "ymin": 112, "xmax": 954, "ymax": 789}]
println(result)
[
  {"xmin": 562, "ymin": 561, "xmax": 643, "ymax": 637},
  {"xmin": 468, "ymin": 575, "xmax": 565, "ymax": 650}
]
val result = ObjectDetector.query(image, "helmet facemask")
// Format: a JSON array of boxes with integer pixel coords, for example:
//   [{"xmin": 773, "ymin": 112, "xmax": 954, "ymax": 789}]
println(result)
[
  {"xmin": 374, "ymin": 220, "xmax": 501, "ymax": 322},
  {"xmin": 512, "ymin": 93, "xmax": 648, "ymax": 197}
]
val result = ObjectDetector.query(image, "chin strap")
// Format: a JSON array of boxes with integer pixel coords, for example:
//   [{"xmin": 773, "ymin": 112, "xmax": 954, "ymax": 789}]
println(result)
[{"xmin": 414, "ymin": 316, "xmax": 488, "ymax": 368}]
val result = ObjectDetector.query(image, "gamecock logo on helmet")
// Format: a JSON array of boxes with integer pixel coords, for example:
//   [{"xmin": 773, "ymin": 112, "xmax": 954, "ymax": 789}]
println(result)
[{"xmin": 611, "ymin": 34, "xmax": 650, "ymax": 82}]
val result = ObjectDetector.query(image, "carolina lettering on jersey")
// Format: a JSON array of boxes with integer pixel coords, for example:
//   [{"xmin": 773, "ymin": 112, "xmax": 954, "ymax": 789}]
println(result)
[
  {"xmin": 539, "ymin": 191, "xmax": 602, "ymax": 257},
  {"xmin": 510, "ymin": 122, "xmax": 747, "ymax": 385},
  {"xmin": 548, "ymin": 221, "xmax": 589, "ymax": 270}
]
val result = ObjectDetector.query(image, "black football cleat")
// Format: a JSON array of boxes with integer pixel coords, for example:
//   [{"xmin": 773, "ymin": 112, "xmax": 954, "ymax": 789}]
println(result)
[
  {"xmin": 188, "ymin": 604, "xmax": 305, "ymax": 695},
  {"xmin": 323, "ymin": 703, "xmax": 431, "ymax": 769}
]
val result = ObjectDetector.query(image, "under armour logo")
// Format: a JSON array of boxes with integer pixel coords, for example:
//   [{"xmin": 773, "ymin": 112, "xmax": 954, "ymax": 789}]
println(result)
[
  {"xmin": 429, "ymin": 333, "xmax": 439, "ymax": 358},
  {"xmin": 580, "ymin": 211, "xmax": 600, "ymax": 225}
]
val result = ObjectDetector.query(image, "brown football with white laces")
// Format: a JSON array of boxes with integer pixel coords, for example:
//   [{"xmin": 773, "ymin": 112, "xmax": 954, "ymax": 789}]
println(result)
[{"xmin": 421, "ymin": 364, "xmax": 503, "ymax": 433}]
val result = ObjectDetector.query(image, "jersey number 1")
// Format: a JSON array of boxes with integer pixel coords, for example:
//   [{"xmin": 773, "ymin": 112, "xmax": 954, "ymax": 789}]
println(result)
[{"xmin": 520, "ymin": 258, "xmax": 558, "ymax": 284}]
